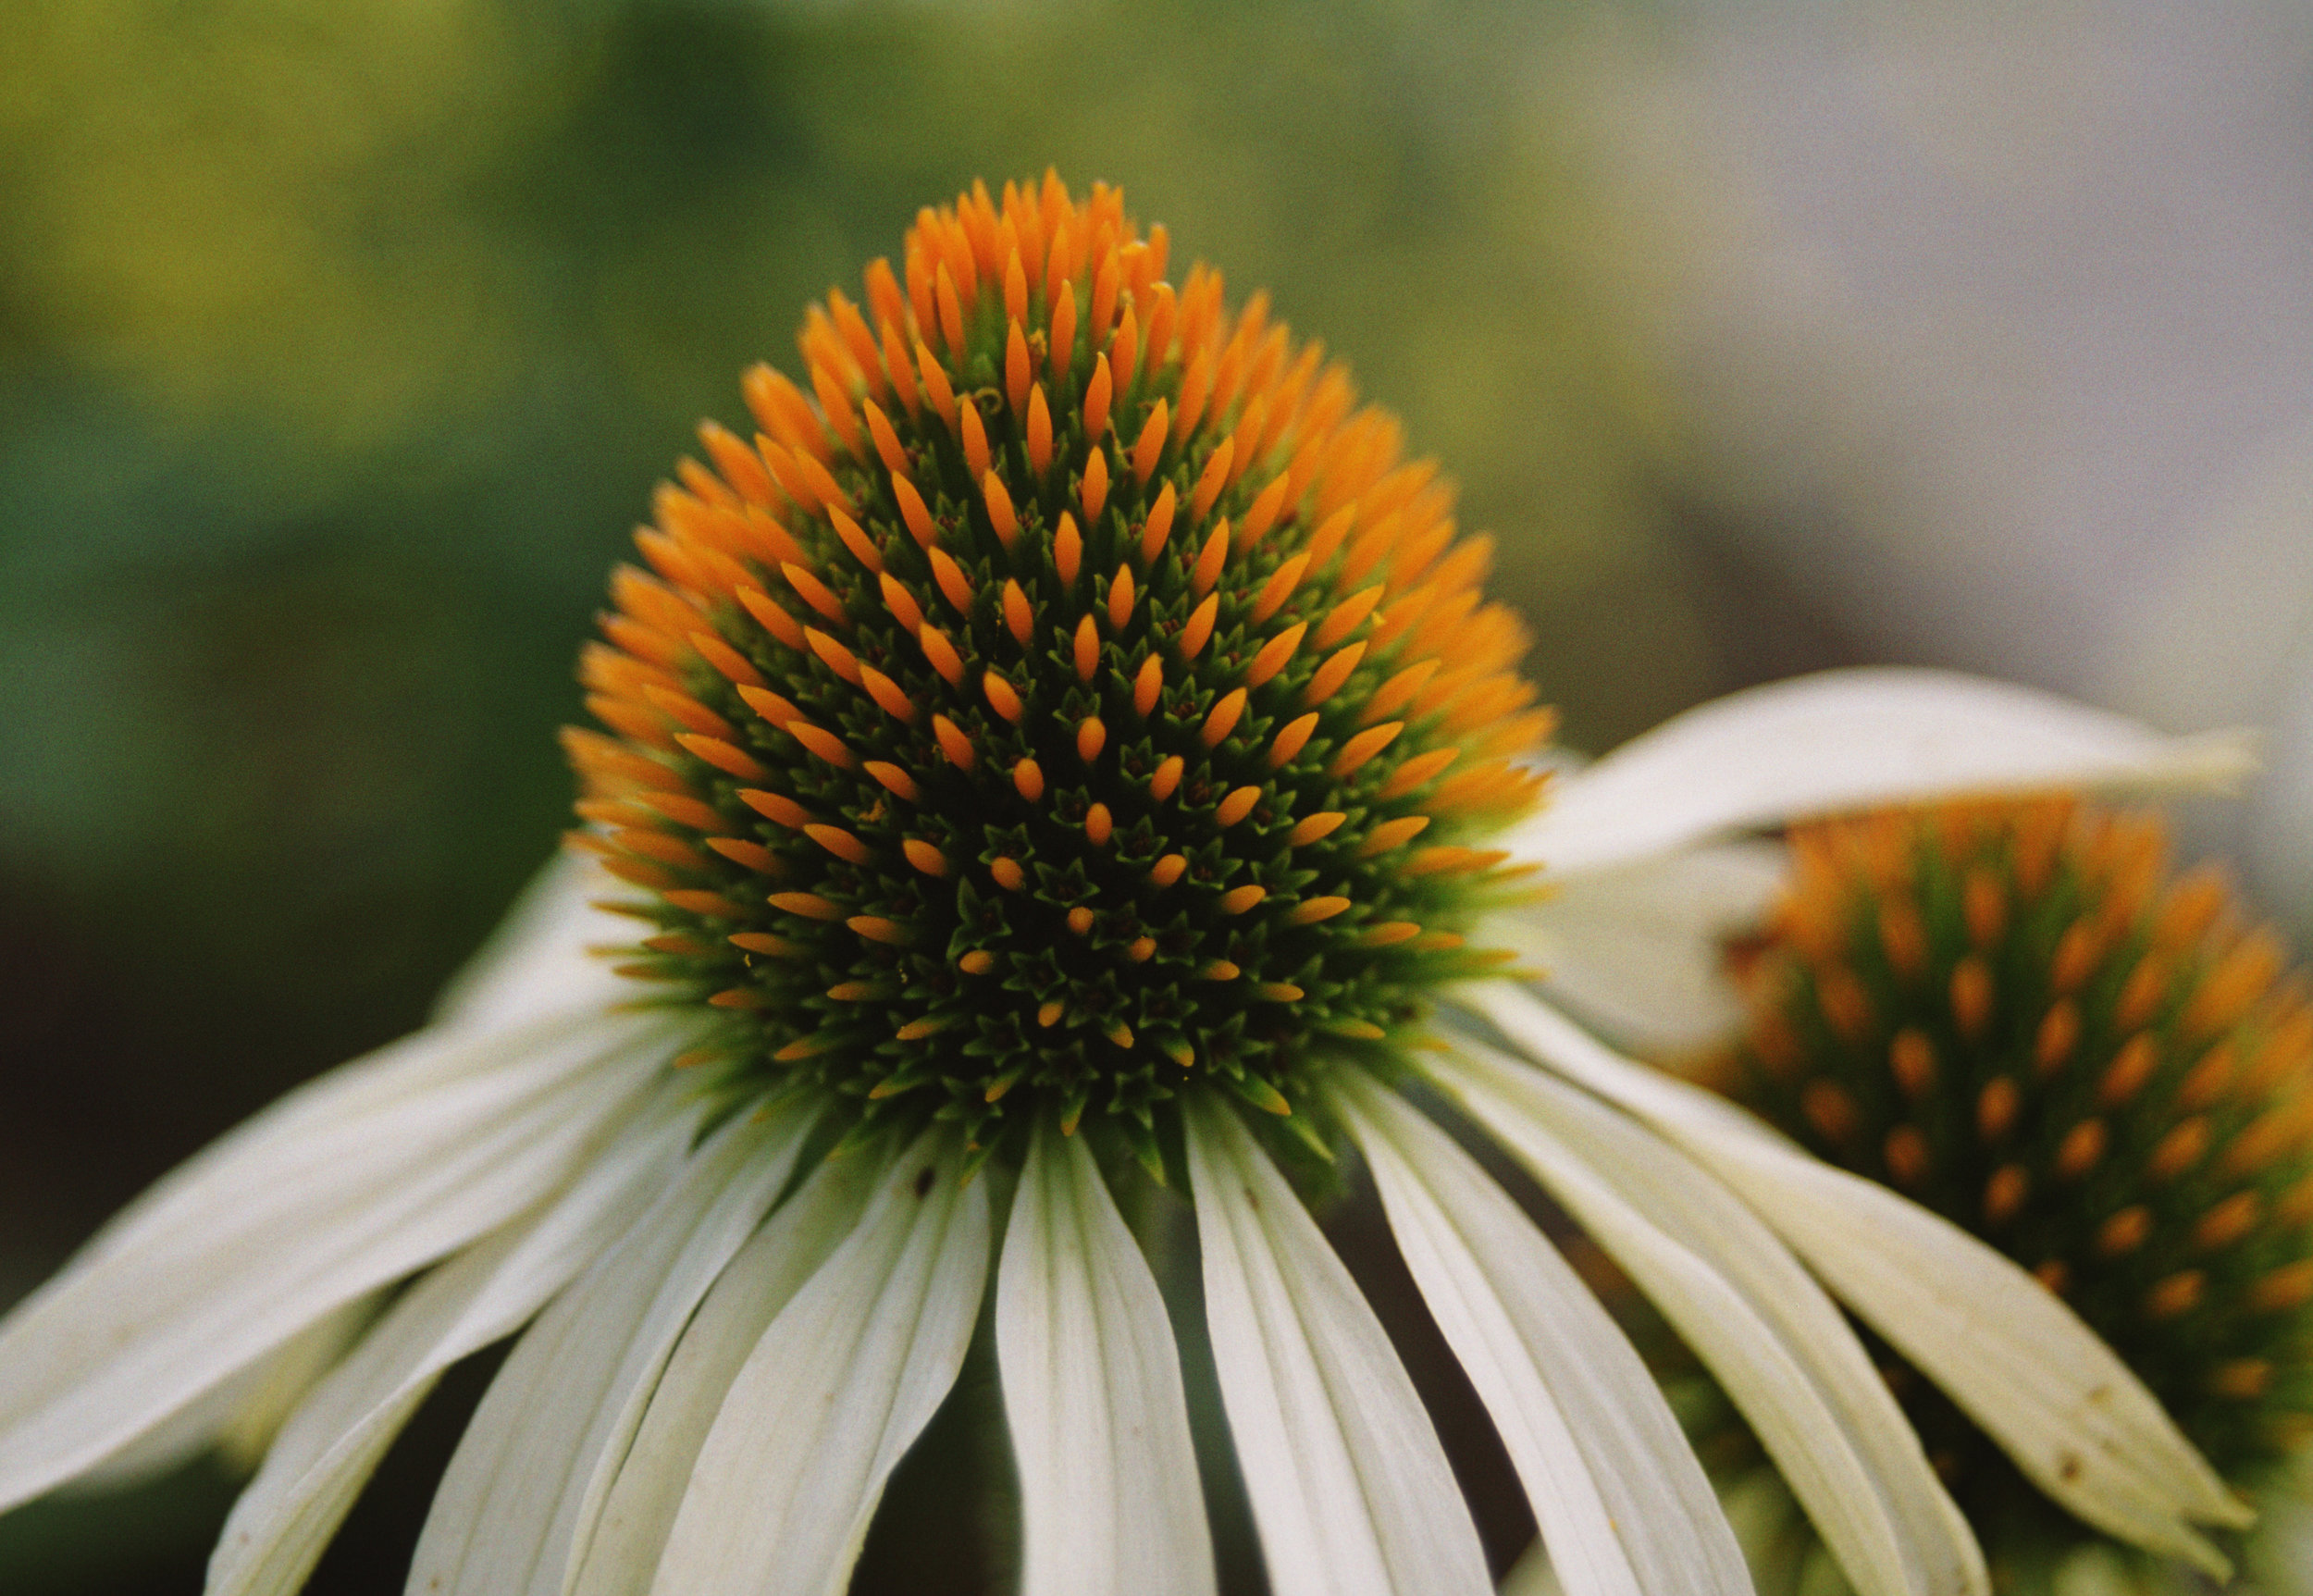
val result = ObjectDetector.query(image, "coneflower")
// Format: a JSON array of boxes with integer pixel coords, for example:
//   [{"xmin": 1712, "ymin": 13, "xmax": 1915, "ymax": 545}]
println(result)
[
  {"xmin": 0, "ymin": 176, "xmax": 2264, "ymax": 1596},
  {"xmin": 1703, "ymin": 798, "xmax": 2312, "ymax": 1592}
]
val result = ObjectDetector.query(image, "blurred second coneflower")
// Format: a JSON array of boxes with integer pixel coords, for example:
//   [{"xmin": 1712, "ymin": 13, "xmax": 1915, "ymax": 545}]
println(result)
[{"xmin": 1707, "ymin": 798, "xmax": 2313, "ymax": 1594}]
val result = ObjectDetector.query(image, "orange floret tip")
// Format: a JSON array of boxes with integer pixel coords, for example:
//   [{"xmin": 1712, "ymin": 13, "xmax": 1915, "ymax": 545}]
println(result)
[{"xmin": 1081, "ymin": 446, "xmax": 1110, "ymax": 524}]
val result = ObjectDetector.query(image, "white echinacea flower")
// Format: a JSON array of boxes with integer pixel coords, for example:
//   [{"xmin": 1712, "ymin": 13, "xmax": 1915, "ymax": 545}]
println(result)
[
  {"xmin": 1571, "ymin": 797, "xmax": 2313, "ymax": 1596},
  {"xmin": 0, "ymin": 177, "xmax": 2263, "ymax": 1596}
]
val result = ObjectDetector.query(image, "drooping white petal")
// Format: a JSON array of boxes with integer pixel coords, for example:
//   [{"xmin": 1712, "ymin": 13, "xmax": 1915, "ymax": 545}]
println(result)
[
  {"xmin": 65, "ymin": 1292, "xmax": 378, "ymax": 1493},
  {"xmin": 1333, "ymin": 1070, "xmax": 1750, "ymax": 1596},
  {"xmin": 1182, "ymin": 1092, "xmax": 1490, "ymax": 1596},
  {"xmin": 570, "ymin": 1144, "xmax": 883, "ymax": 1596},
  {"xmin": 0, "ymin": 1007, "xmax": 680, "ymax": 1514},
  {"xmin": 1484, "ymin": 840, "xmax": 1787, "ymax": 1055},
  {"xmin": 1431, "ymin": 1035, "xmax": 1983, "ymax": 1596},
  {"xmin": 405, "ymin": 1099, "xmax": 819, "ymax": 1596},
  {"xmin": 205, "ymin": 1090, "xmax": 701, "ymax": 1596},
  {"xmin": 996, "ymin": 1121, "xmax": 1214, "ymax": 1596},
  {"xmin": 1462, "ymin": 982, "xmax": 2249, "ymax": 1573},
  {"xmin": 430, "ymin": 854, "xmax": 637, "ymax": 1033},
  {"xmin": 1505, "ymin": 669, "xmax": 2257, "ymax": 878},
  {"xmin": 647, "ymin": 1132, "xmax": 990, "ymax": 1596}
]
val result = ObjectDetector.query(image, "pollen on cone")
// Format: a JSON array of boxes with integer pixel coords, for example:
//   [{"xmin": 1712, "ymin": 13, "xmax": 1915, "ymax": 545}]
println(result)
[
  {"xmin": 1073, "ymin": 614, "xmax": 1099, "ymax": 683},
  {"xmin": 1329, "ymin": 721, "xmax": 1402, "ymax": 776},
  {"xmin": 1140, "ymin": 482, "xmax": 1177, "ymax": 563},
  {"xmin": 1181, "ymin": 594, "xmax": 1219, "ymax": 660},
  {"xmin": 983, "ymin": 672, "xmax": 1024, "ymax": 723},
  {"xmin": 1268, "ymin": 712, "xmax": 1318, "ymax": 769},
  {"xmin": 1132, "ymin": 400, "xmax": 1169, "ymax": 484},
  {"xmin": 1191, "ymin": 438, "xmax": 1235, "ymax": 521},
  {"xmin": 983, "ymin": 471, "xmax": 1019, "ymax": 547},
  {"xmin": 961, "ymin": 402, "xmax": 993, "ymax": 482},
  {"xmin": 1003, "ymin": 579, "xmax": 1034, "ymax": 646},
  {"xmin": 1202, "ymin": 688, "xmax": 1248, "ymax": 748},
  {"xmin": 805, "ymin": 628, "xmax": 861, "ymax": 684},
  {"xmin": 1191, "ymin": 524, "xmax": 1229, "ymax": 599},
  {"xmin": 879, "ymin": 573, "xmax": 925, "ymax": 635},
  {"xmin": 934, "ymin": 714, "xmax": 974, "ymax": 769},
  {"xmin": 864, "ymin": 400, "xmax": 910, "ymax": 477},
  {"xmin": 865, "ymin": 761, "xmax": 921, "ymax": 801},
  {"xmin": 1081, "ymin": 446, "xmax": 1109, "ymax": 523},
  {"xmin": 1245, "ymin": 623, "xmax": 1306, "ymax": 689},
  {"xmin": 1084, "ymin": 354, "xmax": 1113, "ymax": 441},
  {"xmin": 892, "ymin": 475, "xmax": 938, "ymax": 549},
  {"xmin": 782, "ymin": 563, "xmax": 847, "ymax": 625},
  {"xmin": 930, "ymin": 549, "xmax": 973, "ymax": 613},
  {"xmin": 1006, "ymin": 321, "xmax": 1032, "ymax": 417},
  {"xmin": 1303, "ymin": 642, "xmax": 1367, "ymax": 708},
  {"xmin": 1288, "ymin": 811, "xmax": 1346, "ymax": 846},
  {"xmin": 919, "ymin": 625, "xmax": 966, "ymax": 686},
  {"xmin": 1027, "ymin": 385, "xmax": 1054, "ymax": 477},
  {"xmin": 1048, "ymin": 279, "xmax": 1077, "ymax": 384}
]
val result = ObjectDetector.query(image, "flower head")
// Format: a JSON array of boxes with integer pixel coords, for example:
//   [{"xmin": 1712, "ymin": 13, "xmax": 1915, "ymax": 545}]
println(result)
[
  {"xmin": 571, "ymin": 174, "xmax": 1543, "ymax": 1175},
  {"xmin": 0, "ymin": 177, "xmax": 2269, "ymax": 1596},
  {"xmin": 1712, "ymin": 798, "xmax": 2313, "ymax": 1582}
]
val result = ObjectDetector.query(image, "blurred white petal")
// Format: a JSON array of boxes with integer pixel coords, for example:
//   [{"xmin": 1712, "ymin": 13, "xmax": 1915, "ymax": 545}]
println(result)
[
  {"xmin": 1433, "ymin": 1035, "xmax": 1982, "ymax": 1596},
  {"xmin": 0, "ymin": 1008, "xmax": 677, "ymax": 1514},
  {"xmin": 570, "ymin": 1144, "xmax": 882, "ymax": 1596},
  {"xmin": 64, "ymin": 1292, "xmax": 377, "ymax": 1493},
  {"xmin": 407, "ymin": 1099, "xmax": 818, "ymax": 1596},
  {"xmin": 205, "ymin": 1090, "xmax": 699, "ymax": 1596},
  {"xmin": 997, "ymin": 1121, "xmax": 1214, "ymax": 1596},
  {"xmin": 1486, "ymin": 840, "xmax": 1787, "ymax": 1055},
  {"xmin": 1183, "ymin": 1093, "xmax": 1490, "ymax": 1596},
  {"xmin": 1335, "ymin": 1071, "xmax": 1749, "ymax": 1596},
  {"xmin": 648, "ymin": 1132, "xmax": 989, "ymax": 1596},
  {"xmin": 1463, "ymin": 982, "xmax": 2248, "ymax": 1574},
  {"xmin": 429, "ymin": 854, "xmax": 637, "ymax": 1033},
  {"xmin": 1507, "ymin": 668, "xmax": 2256, "ymax": 877},
  {"xmin": 1501, "ymin": 1539, "xmax": 1567, "ymax": 1596}
]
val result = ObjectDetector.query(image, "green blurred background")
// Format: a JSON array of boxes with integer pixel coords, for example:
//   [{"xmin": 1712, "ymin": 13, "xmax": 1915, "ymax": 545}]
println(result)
[{"xmin": 50, "ymin": 0, "xmax": 2294, "ymax": 1589}]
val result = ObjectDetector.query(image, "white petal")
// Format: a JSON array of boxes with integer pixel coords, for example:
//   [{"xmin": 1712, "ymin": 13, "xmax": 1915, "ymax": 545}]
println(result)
[
  {"xmin": 1507, "ymin": 669, "xmax": 2257, "ymax": 877},
  {"xmin": 1462, "ymin": 982, "xmax": 2248, "ymax": 1572},
  {"xmin": 1500, "ymin": 1540, "xmax": 1566, "ymax": 1596},
  {"xmin": 996, "ymin": 1121, "xmax": 1214, "ymax": 1596},
  {"xmin": 430, "ymin": 854, "xmax": 637, "ymax": 1033},
  {"xmin": 1430, "ymin": 1035, "xmax": 1982, "ymax": 1596},
  {"xmin": 1486, "ymin": 841, "xmax": 1787, "ymax": 1056},
  {"xmin": 1333, "ymin": 1071, "xmax": 1750, "ymax": 1596},
  {"xmin": 570, "ymin": 1144, "xmax": 883, "ymax": 1596},
  {"xmin": 64, "ymin": 1293, "xmax": 378, "ymax": 1493},
  {"xmin": 1182, "ymin": 1092, "xmax": 1490, "ymax": 1596},
  {"xmin": 648, "ymin": 1132, "xmax": 990, "ymax": 1596},
  {"xmin": 405, "ymin": 1099, "xmax": 819, "ymax": 1596},
  {"xmin": 0, "ymin": 1007, "xmax": 678, "ymax": 1513},
  {"xmin": 205, "ymin": 1091, "xmax": 699, "ymax": 1596}
]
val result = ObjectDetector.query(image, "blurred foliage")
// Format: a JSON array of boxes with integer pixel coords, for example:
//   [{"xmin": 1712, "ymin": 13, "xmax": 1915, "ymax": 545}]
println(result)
[{"xmin": 0, "ymin": 0, "xmax": 1849, "ymax": 1590}]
